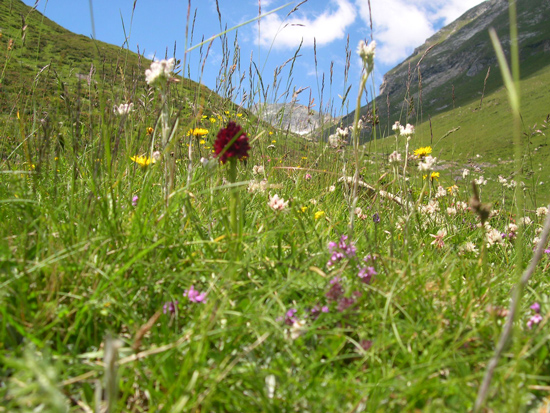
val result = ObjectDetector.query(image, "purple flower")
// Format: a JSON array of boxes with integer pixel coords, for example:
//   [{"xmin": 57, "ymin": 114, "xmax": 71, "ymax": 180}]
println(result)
[
  {"xmin": 322, "ymin": 306, "xmax": 329, "ymax": 313},
  {"xmin": 360, "ymin": 339, "xmax": 373, "ymax": 351},
  {"xmin": 358, "ymin": 266, "xmax": 377, "ymax": 284},
  {"xmin": 527, "ymin": 313, "xmax": 543, "ymax": 329},
  {"xmin": 132, "ymin": 195, "xmax": 139, "ymax": 206},
  {"xmin": 373, "ymin": 213, "xmax": 380, "ymax": 224},
  {"xmin": 337, "ymin": 296, "xmax": 355, "ymax": 312},
  {"xmin": 184, "ymin": 285, "xmax": 207, "ymax": 303},
  {"xmin": 327, "ymin": 235, "xmax": 356, "ymax": 266},
  {"xmin": 305, "ymin": 173, "xmax": 312, "ymax": 181},
  {"xmin": 531, "ymin": 302, "xmax": 541, "ymax": 313},
  {"xmin": 163, "ymin": 300, "xmax": 178, "ymax": 314},
  {"xmin": 326, "ymin": 277, "xmax": 344, "ymax": 301},
  {"xmin": 284, "ymin": 308, "xmax": 298, "ymax": 325},
  {"xmin": 544, "ymin": 249, "xmax": 550, "ymax": 254}
]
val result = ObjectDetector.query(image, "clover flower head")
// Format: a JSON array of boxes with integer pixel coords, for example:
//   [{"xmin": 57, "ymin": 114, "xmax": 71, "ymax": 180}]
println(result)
[
  {"xmin": 184, "ymin": 285, "xmax": 207, "ymax": 303},
  {"xmin": 268, "ymin": 194, "xmax": 288, "ymax": 211}
]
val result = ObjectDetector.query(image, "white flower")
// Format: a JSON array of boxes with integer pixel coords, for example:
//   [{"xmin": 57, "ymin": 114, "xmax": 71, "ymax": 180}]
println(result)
[
  {"xmin": 114, "ymin": 102, "xmax": 134, "ymax": 115},
  {"xmin": 145, "ymin": 58, "xmax": 175, "ymax": 85},
  {"xmin": 289, "ymin": 319, "xmax": 307, "ymax": 340},
  {"xmin": 430, "ymin": 228, "xmax": 447, "ymax": 249},
  {"xmin": 354, "ymin": 207, "xmax": 363, "ymax": 216},
  {"xmin": 536, "ymin": 207, "xmax": 548, "ymax": 217},
  {"xmin": 357, "ymin": 39, "xmax": 376, "ymax": 74},
  {"xmin": 447, "ymin": 207, "xmax": 457, "ymax": 216},
  {"xmin": 401, "ymin": 123, "xmax": 415, "ymax": 137},
  {"xmin": 248, "ymin": 179, "xmax": 268, "ymax": 193},
  {"xmin": 252, "ymin": 165, "xmax": 265, "ymax": 175},
  {"xmin": 498, "ymin": 175, "xmax": 508, "ymax": 184},
  {"xmin": 265, "ymin": 375, "xmax": 276, "ymax": 399},
  {"xmin": 329, "ymin": 185, "xmax": 336, "ymax": 192},
  {"xmin": 462, "ymin": 169, "xmax": 470, "ymax": 179},
  {"xmin": 388, "ymin": 151, "xmax": 402, "ymax": 163},
  {"xmin": 456, "ymin": 201, "xmax": 468, "ymax": 211},
  {"xmin": 392, "ymin": 121, "xmax": 401, "ymax": 132},
  {"xmin": 506, "ymin": 223, "xmax": 518, "ymax": 233},
  {"xmin": 418, "ymin": 155, "xmax": 436, "ymax": 171},
  {"xmin": 152, "ymin": 151, "xmax": 161, "ymax": 163},
  {"xmin": 420, "ymin": 199, "xmax": 440, "ymax": 215},
  {"xmin": 459, "ymin": 241, "xmax": 478, "ymax": 255},
  {"xmin": 336, "ymin": 127, "xmax": 349, "ymax": 138},
  {"xmin": 519, "ymin": 216, "xmax": 532, "ymax": 226},
  {"xmin": 474, "ymin": 176, "xmax": 487, "ymax": 186},
  {"xmin": 435, "ymin": 186, "xmax": 447, "ymax": 198},
  {"xmin": 268, "ymin": 194, "xmax": 288, "ymax": 211},
  {"xmin": 486, "ymin": 228, "xmax": 504, "ymax": 248}
]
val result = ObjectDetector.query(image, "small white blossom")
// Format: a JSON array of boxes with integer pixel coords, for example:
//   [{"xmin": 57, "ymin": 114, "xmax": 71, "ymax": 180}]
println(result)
[
  {"xmin": 268, "ymin": 194, "xmax": 288, "ymax": 211},
  {"xmin": 114, "ymin": 102, "xmax": 134, "ymax": 115},
  {"xmin": 152, "ymin": 151, "xmax": 161, "ymax": 163},
  {"xmin": 252, "ymin": 165, "xmax": 265, "ymax": 175},
  {"xmin": 456, "ymin": 201, "xmax": 468, "ymax": 211},
  {"xmin": 462, "ymin": 169, "xmax": 470, "ymax": 179},
  {"xmin": 536, "ymin": 207, "xmax": 548, "ymax": 217},
  {"xmin": 388, "ymin": 151, "xmax": 402, "ymax": 163},
  {"xmin": 435, "ymin": 186, "xmax": 447, "ymax": 198},
  {"xmin": 145, "ymin": 58, "xmax": 175, "ymax": 85},
  {"xmin": 289, "ymin": 319, "xmax": 307, "ymax": 340},
  {"xmin": 519, "ymin": 216, "xmax": 532, "ymax": 226},
  {"xmin": 357, "ymin": 39, "xmax": 376, "ymax": 74},
  {"xmin": 459, "ymin": 241, "xmax": 478, "ymax": 256},
  {"xmin": 447, "ymin": 207, "xmax": 457, "ymax": 216},
  {"xmin": 248, "ymin": 179, "xmax": 268, "ymax": 193},
  {"xmin": 486, "ymin": 228, "xmax": 504, "ymax": 248},
  {"xmin": 474, "ymin": 176, "xmax": 487, "ymax": 186},
  {"xmin": 418, "ymin": 155, "xmax": 436, "ymax": 171},
  {"xmin": 329, "ymin": 185, "xmax": 336, "ymax": 192}
]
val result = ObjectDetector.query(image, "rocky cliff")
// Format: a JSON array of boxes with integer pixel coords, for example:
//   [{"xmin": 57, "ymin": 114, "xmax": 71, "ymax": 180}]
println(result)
[{"xmin": 343, "ymin": 0, "xmax": 550, "ymax": 137}]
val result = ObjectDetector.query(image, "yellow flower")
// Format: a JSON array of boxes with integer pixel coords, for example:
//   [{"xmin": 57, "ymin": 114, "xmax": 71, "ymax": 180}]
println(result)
[
  {"xmin": 423, "ymin": 172, "xmax": 440, "ymax": 181},
  {"xmin": 272, "ymin": 140, "xmax": 276, "ymax": 143},
  {"xmin": 210, "ymin": 118, "xmax": 217, "ymax": 123},
  {"xmin": 199, "ymin": 140, "xmax": 206, "ymax": 144},
  {"xmin": 301, "ymin": 206, "xmax": 308, "ymax": 213},
  {"xmin": 414, "ymin": 146, "xmax": 432, "ymax": 158},
  {"xmin": 314, "ymin": 211, "xmax": 325, "ymax": 220},
  {"xmin": 269, "ymin": 131, "xmax": 274, "ymax": 135},
  {"xmin": 237, "ymin": 113, "xmax": 242, "ymax": 117},
  {"xmin": 301, "ymin": 157, "xmax": 307, "ymax": 160},
  {"xmin": 131, "ymin": 155, "xmax": 153, "ymax": 167},
  {"xmin": 202, "ymin": 115, "xmax": 208, "ymax": 119},
  {"xmin": 188, "ymin": 128, "xmax": 209, "ymax": 137},
  {"xmin": 225, "ymin": 111, "xmax": 230, "ymax": 115},
  {"xmin": 146, "ymin": 127, "xmax": 154, "ymax": 135},
  {"xmin": 447, "ymin": 185, "xmax": 458, "ymax": 195}
]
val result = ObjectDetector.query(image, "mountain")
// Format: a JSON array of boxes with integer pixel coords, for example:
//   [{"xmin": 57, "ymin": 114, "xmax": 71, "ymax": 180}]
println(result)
[
  {"xmin": 341, "ymin": 0, "xmax": 550, "ymax": 137},
  {"xmin": 252, "ymin": 103, "xmax": 339, "ymax": 137}
]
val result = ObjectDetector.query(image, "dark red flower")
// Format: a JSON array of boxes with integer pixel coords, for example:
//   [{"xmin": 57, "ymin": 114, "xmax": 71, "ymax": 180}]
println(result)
[{"xmin": 214, "ymin": 122, "xmax": 250, "ymax": 163}]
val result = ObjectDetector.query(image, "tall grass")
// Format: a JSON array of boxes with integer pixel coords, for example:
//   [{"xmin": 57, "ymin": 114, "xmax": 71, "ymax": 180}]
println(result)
[{"xmin": 1, "ymin": 1, "xmax": 550, "ymax": 412}]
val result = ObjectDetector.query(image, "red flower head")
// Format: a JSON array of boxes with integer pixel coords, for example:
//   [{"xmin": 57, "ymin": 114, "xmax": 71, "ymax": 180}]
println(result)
[{"xmin": 214, "ymin": 122, "xmax": 250, "ymax": 163}]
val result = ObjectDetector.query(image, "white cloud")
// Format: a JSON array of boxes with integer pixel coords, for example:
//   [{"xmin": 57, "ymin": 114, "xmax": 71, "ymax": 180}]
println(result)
[
  {"xmin": 355, "ymin": 0, "xmax": 486, "ymax": 65},
  {"xmin": 256, "ymin": 0, "xmax": 356, "ymax": 49}
]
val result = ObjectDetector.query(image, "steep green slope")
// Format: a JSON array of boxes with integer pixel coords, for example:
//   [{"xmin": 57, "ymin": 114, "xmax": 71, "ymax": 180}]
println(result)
[{"xmin": 0, "ymin": 0, "xmax": 218, "ymax": 115}]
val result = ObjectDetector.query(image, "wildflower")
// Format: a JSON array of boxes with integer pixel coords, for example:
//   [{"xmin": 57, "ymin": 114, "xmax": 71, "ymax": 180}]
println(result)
[
  {"xmin": 188, "ymin": 128, "xmax": 209, "ymax": 137},
  {"xmin": 152, "ymin": 151, "xmax": 161, "ymax": 163},
  {"xmin": 314, "ymin": 211, "xmax": 325, "ymax": 220},
  {"xmin": 145, "ymin": 58, "xmax": 175, "ymax": 85},
  {"xmin": 372, "ymin": 213, "xmax": 380, "ymax": 224},
  {"xmin": 474, "ymin": 176, "xmax": 487, "ymax": 186},
  {"xmin": 423, "ymin": 171, "xmax": 440, "ymax": 181},
  {"xmin": 447, "ymin": 185, "xmax": 459, "ymax": 196},
  {"xmin": 462, "ymin": 169, "xmax": 470, "ymax": 179},
  {"xmin": 327, "ymin": 235, "xmax": 356, "ymax": 267},
  {"xmin": 163, "ymin": 300, "xmax": 178, "ymax": 314},
  {"xmin": 357, "ymin": 39, "xmax": 376, "ymax": 74},
  {"xmin": 283, "ymin": 308, "xmax": 298, "ymax": 326},
  {"xmin": 305, "ymin": 173, "xmax": 312, "ymax": 180},
  {"xmin": 486, "ymin": 228, "xmax": 504, "ymax": 248},
  {"xmin": 357, "ymin": 266, "xmax": 377, "ymax": 284},
  {"xmin": 214, "ymin": 122, "xmax": 250, "ymax": 163},
  {"xmin": 435, "ymin": 186, "xmax": 446, "ymax": 198},
  {"xmin": 360, "ymin": 339, "xmax": 373, "ymax": 351},
  {"xmin": 418, "ymin": 155, "xmax": 436, "ymax": 171},
  {"xmin": 130, "ymin": 155, "xmax": 153, "ymax": 167},
  {"xmin": 413, "ymin": 146, "xmax": 432, "ymax": 158},
  {"xmin": 519, "ymin": 216, "xmax": 532, "ymax": 226},
  {"xmin": 528, "ymin": 314, "xmax": 543, "ymax": 329},
  {"xmin": 336, "ymin": 127, "xmax": 349, "ymax": 139},
  {"xmin": 184, "ymin": 285, "xmax": 207, "ymax": 303},
  {"xmin": 268, "ymin": 194, "xmax": 288, "ymax": 211},
  {"xmin": 289, "ymin": 319, "xmax": 307, "ymax": 340},
  {"xmin": 132, "ymin": 195, "xmax": 139, "ymax": 206},
  {"xmin": 447, "ymin": 206, "xmax": 457, "ymax": 216},
  {"xmin": 248, "ymin": 179, "xmax": 268, "ymax": 193},
  {"xmin": 388, "ymin": 151, "xmax": 402, "ymax": 163},
  {"xmin": 114, "ymin": 103, "xmax": 134, "ymax": 115},
  {"xmin": 459, "ymin": 241, "xmax": 478, "ymax": 255},
  {"xmin": 337, "ymin": 296, "xmax": 356, "ymax": 312},
  {"xmin": 430, "ymin": 229, "xmax": 447, "ymax": 249},
  {"xmin": 531, "ymin": 302, "xmax": 541, "ymax": 313},
  {"xmin": 146, "ymin": 127, "xmax": 154, "ymax": 135},
  {"xmin": 325, "ymin": 277, "xmax": 344, "ymax": 300},
  {"xmin": 300, "ymin": 206, "xmax": 308, "ymax": 213},
  {"xmin": 536, "ymin": 207, "xmax": 548, "ymax": 217},
  {"xmin": 329, "ymin": 185, "xmax": 336, "ymax": 192},
  {"xmin": 252, "ymin": 165, "xmax": 265, "ymax": 175}
]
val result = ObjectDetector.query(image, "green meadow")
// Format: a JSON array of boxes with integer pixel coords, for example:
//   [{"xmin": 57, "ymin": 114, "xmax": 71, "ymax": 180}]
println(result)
[{"xmin": 1, "ymin": 1, "xmax": 550, "ymax": 412}]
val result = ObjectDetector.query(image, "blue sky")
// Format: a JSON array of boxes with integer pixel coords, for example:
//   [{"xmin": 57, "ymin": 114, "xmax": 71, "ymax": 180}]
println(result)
[{"xmin": 22, "ymin": 0, "xmax": 486, "ymax": 117}]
